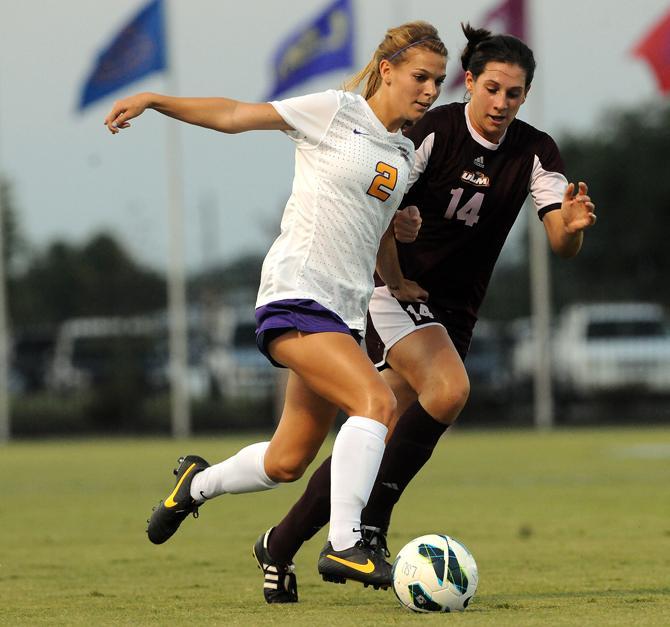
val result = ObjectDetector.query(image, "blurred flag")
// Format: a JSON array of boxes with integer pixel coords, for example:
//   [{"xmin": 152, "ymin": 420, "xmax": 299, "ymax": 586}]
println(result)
[
  {"xmin": 446, "ymin": 0, "xmax": 527, "ymax": 93},
  {"xmin": 267, "ymin": 0, "xmax": 354, "ymax": 100},
  {"xmin": 79, "ymin": 0, "xmax": 166, "ymax": 110},
  {"xmin": 633, "ymin": 8, "xmax": 670, "ymax": 94}
]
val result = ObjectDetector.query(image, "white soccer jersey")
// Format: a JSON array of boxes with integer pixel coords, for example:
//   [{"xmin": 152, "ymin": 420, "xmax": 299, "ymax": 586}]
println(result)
[{"xmin": 256, "ymin": 90, "xmax": 415, "ymax": 331}]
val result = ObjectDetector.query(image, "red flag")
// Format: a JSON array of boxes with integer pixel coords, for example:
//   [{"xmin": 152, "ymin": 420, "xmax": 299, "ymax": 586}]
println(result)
[
  {"xmin": 633, "ymin": 9, "xmax": 670, "ymax": 94},
  {"xmin": 447, "ymin": 0, "xmax": 527, "ymax": 93},
  {"xmin": 482, "ymin": 0, "xmax": 526, "ymax": 38}
]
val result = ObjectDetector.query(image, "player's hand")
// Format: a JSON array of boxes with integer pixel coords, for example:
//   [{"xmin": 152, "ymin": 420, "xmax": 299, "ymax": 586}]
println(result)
[
  {"xmin": 561, "ymin": 181, "xmax": 596, "ymax": 233},
  {"xmin": 104, "ymin": 93, "xmax": 151, "ymax": 134},
  {"xmin": 387, "ymin": 278, "xmax": 429, "ymax": 303},
  {"xmin": 393, "ymin": 205, "xmax": 422, "ymax": 243}
]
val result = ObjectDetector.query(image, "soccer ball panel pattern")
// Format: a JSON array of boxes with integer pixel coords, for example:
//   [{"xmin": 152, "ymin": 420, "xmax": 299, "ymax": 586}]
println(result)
[{"xmin": 392, "ymin": 533, "xmax": 478, "ymax": 612}]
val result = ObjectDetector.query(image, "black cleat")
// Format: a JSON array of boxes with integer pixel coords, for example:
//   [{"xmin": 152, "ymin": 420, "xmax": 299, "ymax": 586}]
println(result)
[
  {"xmin": 317, "ymin": 538, "xmax": 392, "ymax": 589},
  {"xmin": 252, "ymin": 528, "xmax": 298, "ymax": 603},
  {"xmin": 146, "ymin": 454, "xmax": 209, "ymax": 545},
  {"xmin": 361, "ymin": 525, "xmax": 391, "ymax": 559}
]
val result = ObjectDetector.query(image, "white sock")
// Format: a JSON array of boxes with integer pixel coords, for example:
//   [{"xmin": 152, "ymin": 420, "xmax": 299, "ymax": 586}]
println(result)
[
  {"xmin": 329, "ymin": 416, "xmax": 387, "ymax": 551},
  {"xmin": 190, "ymin": 441, "xmax": 278, "ymax": 502}
]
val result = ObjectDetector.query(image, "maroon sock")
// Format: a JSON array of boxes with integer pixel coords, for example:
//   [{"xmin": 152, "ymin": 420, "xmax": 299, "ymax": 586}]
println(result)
[
  {"xmin": 268, "ymin": 457, "xmax": 332, "ymax": 564},
  {"xmin": 361, "ymin": 400, "xmax": 447, "ymax": 532}
]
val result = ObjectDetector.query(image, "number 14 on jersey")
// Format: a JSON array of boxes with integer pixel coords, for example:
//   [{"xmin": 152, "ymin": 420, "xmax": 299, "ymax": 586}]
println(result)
[{"xmin": 444, "ymin": 188, "xmax": 483, "ymax": 226}]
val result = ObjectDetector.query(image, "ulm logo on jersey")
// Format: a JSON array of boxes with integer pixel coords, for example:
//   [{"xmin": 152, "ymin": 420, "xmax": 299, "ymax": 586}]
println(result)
[{"xmin": 460, "ymin": 170, "xmax": 490, "ymax": 187}]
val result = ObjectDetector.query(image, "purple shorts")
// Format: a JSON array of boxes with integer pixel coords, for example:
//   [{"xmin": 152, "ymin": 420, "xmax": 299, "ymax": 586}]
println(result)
[{"xmin": 255, "ymin": 299, "xmax": 361, "ymax": 367}]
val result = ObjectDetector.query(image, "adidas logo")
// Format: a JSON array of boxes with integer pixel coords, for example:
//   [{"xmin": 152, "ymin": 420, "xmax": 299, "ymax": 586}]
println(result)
[
  {"xmin": 473, "ymin": 155, "xmax": 485, "ymax": 168},
  {"xmin": 381, "ymin": 482, "xmax": 399, "ymax": 491}
]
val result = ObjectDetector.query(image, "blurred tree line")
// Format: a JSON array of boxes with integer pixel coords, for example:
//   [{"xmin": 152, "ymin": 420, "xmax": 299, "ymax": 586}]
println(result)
[
  {"xmin": 4, "ymin": 218, "xmax": 166, "ymax": 328},
  {"xmin": 481, "ymin": 101, "xmax": 670, "ymax": 321}
]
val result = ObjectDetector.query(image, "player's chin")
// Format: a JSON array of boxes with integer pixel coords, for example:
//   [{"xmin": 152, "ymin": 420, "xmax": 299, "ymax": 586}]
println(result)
[{"xmin": 408, "ymin": 103, "xmax": 431, "ymax": 122}]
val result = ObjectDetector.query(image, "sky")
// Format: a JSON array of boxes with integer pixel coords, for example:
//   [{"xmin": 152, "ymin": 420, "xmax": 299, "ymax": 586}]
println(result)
[{"xmin": 0, "ymin": 0, "xmax": 668, "ymax": 274}]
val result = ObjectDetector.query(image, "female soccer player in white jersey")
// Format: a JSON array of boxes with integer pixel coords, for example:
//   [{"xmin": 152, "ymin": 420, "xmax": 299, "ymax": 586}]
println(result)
[
  {"xmin": 255, "ymin": 23, "xmax": 597, "ymax": 602},
  {"xmin": 104, "ymin": 21, "xmax": 447, "ymax": 589}
]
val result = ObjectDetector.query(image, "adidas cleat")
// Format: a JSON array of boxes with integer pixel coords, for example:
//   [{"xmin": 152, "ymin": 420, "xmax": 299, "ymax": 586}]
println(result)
[
  {"xmin": 317, "ymin": 540, "xmax": 392, "ymax": 589},
  {"xmin": 146, "ymin": 454, "xmax": 209, "ymax": 545},
  {"xmin": 252, "ymin": 528, "xmax": 298, "ymax": 603}
]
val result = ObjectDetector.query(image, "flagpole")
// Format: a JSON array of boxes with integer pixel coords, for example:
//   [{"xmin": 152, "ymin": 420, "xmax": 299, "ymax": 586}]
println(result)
[
  {"xmin": 526, "ymin": 0, "xmax": 554, "ymax": 430},
  {"xmin": 164, "ymin": 0, "xmax": 190, "ymax": 438},
  {"xmin": 0, "ymin": 73, "xmax": 10, "ymax": 444}
]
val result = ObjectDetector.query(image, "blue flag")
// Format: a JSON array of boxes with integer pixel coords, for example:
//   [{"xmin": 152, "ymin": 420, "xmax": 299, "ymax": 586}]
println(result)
[
  {"xmin": 79, "ymin": 0, "xmax": 166, "ymax": 110},
  {"xmin": 267, "ymin": 0, "xmax": 354, "ymax": 100}
]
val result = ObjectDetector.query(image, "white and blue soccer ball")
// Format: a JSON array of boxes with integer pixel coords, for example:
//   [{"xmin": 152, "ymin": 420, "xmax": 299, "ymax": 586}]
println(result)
[{"xmin": 392, "ymin": 534, "xmax": 478, "ymax": 612}]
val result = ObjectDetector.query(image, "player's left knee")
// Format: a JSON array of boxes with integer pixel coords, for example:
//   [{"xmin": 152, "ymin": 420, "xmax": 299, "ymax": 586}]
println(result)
[
  {"xmin": 265, "ymin": 454, "xmax": 309, "ymax": 483},
  {"xmin": 429, "ymin": 377, "xmax": 470, "ymax": 424}
]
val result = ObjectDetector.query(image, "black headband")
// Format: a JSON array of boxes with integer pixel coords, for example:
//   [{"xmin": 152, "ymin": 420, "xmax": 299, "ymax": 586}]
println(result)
[{"xmin": 386, "ymin": 37, "xmax": 440, "ymax": 61}]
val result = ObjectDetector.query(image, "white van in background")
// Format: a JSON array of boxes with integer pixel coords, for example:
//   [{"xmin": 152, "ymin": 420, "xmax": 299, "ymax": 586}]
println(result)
[
  {"xmin": 47, "ymin": 316, "xmax": 162, "ymax": 393},
  {"xmin": 553, "ymin": 302, "xmax": 670, "ymax": 398},
  {"xmin": 206, "ymin": 307, "xmax": 276, "ymax": 400}
]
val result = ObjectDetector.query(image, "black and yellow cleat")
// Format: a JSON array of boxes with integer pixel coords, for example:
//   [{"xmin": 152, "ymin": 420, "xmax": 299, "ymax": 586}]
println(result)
[
  {"xmin": 252, "ymin": 528, "xmax": 298, "ymax": 603},
  {"xmin": 317, "ymin": 540, "xmax": 392, "ymax": 589},
  {"xmin": 146, "ymin": 454, "xmax": 209, "ymax": 545}
]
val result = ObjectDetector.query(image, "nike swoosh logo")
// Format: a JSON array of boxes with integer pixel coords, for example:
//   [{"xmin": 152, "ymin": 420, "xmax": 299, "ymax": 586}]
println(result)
[
  {"xmin": 325, "ymin": 554, "xmax": 375, "ymax": 574},
  {"xmin": 353, "ymin": 129, "xmax": 369, "ymax": 135},
  {"xmin": 164, "ymin": 462, "xmax": 197, "ymax": 508}
]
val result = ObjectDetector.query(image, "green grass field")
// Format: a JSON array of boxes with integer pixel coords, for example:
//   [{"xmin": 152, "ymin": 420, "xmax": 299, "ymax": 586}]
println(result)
[{"xmin": 2, "ymin": 427, "xmax": 669, "ymax": 625}]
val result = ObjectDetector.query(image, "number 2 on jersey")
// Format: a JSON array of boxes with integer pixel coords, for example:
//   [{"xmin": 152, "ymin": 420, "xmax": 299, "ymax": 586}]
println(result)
[
  {"xmin": 444, "ymin": 188, "xmax": 484, "ymax": 226},
  {"xmin": 367, "ymin": 162, "xmax": 398, "ymax": 201}
]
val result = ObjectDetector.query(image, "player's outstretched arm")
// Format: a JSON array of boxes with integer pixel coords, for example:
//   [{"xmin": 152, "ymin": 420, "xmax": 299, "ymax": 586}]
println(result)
[
  {"xmin": 543, "ymin": 181, "xmax": 597, "ymax": 258},
  {"xmin": 104, "ymin": 92, "xmax": 292, "ymax": 135}
]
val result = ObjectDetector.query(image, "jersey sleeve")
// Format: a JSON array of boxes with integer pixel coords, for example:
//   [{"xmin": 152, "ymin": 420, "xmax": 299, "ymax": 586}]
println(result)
[
  {"xmin": 403, "ymin": 109, "xmax": 441, "ymax": 190},
  {"xmin": 270, "ymin": 90, "xmax": 340, "ymax": 146},
  {"xmin": 529, "ymin": 133, "xmax": 568, "ymax": 220}
]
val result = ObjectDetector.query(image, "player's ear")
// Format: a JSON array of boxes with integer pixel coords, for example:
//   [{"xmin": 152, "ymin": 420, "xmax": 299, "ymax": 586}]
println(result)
[
  {"xmin": 379, "ymin": 59, "xmax": 393, "ymax": 86},
  {"xmin": 464, "ymin": 70, "xmax": 475, "ymax": 95}
]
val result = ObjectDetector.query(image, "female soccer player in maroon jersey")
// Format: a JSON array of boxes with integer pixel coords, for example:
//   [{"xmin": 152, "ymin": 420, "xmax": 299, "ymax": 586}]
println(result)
[{"xmin": 253, "ymin": 23, "xmax": 596, "ymax": 602}]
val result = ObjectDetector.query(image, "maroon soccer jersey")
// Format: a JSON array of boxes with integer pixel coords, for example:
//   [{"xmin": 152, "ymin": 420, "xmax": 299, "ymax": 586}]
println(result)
[{"xmin": 394, "ymin": 102, "xmax": 567, "ymax": 319}]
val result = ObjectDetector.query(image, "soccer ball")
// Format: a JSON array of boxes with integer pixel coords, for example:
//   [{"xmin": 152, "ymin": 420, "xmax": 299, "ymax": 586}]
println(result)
[{"xmin": 392, "ymin": 534, "xmax": 478, "ymax": 612}]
